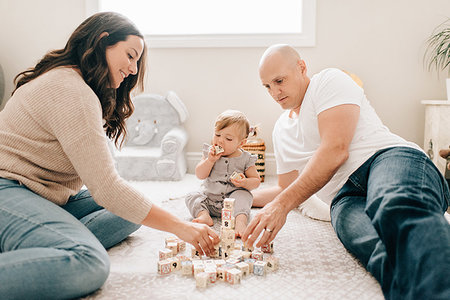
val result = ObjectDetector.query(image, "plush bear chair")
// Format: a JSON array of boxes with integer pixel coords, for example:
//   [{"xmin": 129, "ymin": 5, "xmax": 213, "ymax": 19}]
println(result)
[{"xmin": 112, "ymin": 91, "xmax": 189, "ymax": 181}]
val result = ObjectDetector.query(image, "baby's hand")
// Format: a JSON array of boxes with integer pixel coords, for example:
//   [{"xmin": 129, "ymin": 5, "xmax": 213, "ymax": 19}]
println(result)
[
  {"xmin": 207, "ymin": 145, "xmax": 223, "ymax": 163},
  {"xmin": 230, "ymin": 171, "xmax": 246, "ymax": 187}
]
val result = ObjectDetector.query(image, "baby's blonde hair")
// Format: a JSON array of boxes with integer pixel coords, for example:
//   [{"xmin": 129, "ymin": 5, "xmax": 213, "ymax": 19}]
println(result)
[{"xmin": 215, "ymin": 110, "xmax": 250, "ymax": 140}]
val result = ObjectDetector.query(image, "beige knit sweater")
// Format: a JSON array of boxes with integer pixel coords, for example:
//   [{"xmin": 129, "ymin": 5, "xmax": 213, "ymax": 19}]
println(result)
[{"xmin": 0, "ymin": 67, "xmax": 152, "ymax": 224}]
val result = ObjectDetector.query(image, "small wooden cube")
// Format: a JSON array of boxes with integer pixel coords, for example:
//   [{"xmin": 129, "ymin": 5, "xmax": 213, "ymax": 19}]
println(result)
[
  {"xmin": 165, "ymin": 236, "xmax": 177, "ymax": 246},
  {"xmin": 261, "ymin": 242, "xmax": 274, "ymax": 254},
  {"xmin": 214, "ymin": 259, "xmax": 226, "ymax": 267},
  {"xmin": 221, "ymin": 218, "xmax": 235, "ymax": 229},
  {"xmin": 157, "ymin": 259, "xmax": 172, "ymax": 275},
  {"xmin": 181, "ymin": 261, "xmax": 193, "ymax": 276},
  {"xmin": 230, "ymin": 171, "xmax": 245, "ymax": 181},
  {"xmin": 223, "ymin": 198, "xmax": 235, "ymax": 210},
  {"xmin": 265, "ymin": 255, "xmax": 279, "ymax": 272},
  {"xmin": 176, "ymin": 239, "xmax": 186, "ymax": 252},
  {"xmin": 217, "ymin": 267, "xmax": 226, "ymax": 281},
  {"xmin": 159, "ymin": 248, "xmax": 173, "ymax": 261},
  {"xmin": 193, "ymin": 264, "xmax": 205, "ymax": 276},
  {"xmin": 220, "ymin": 228, "xmax": 235, "ymax": 242},
  {"xmin": 221, "ymin": 209, "xmax": 233, "ymax": 220},
  {"xmin": 205, "ymin": 267, "xmax": 217, "ymax": 283},
  {"xmin": 191, "ymin": 248, "xmax": 201, "ymax": 258},
  {"xmin": 235, "ymin": 262, "xmax": 250, "ymax": 277},
  {"xmin": 253, "ymin": 261, "xmax": 267, "ymax": 276},
  {"xmin": 251, "ymin": 250, "xmax": 263, "ymax": 261},
  {"xmin": 242, "ymin": 251, "xmax": 252, "ymax": 259},
  {"xmin": 226, "ymin": 268, "xmax": 242, "ymax": 285},
  {"xmin": 166, "ymin": 242, "xmax": 178, "ymax": 255},
  {"xmin": 213, "ymin": 145, "xmax": 224, "ymax": 155},
  {"xmin": 244, "ymin": 258, "xmax": 256, "ymax": 273},
  {"xmin": 195, "ymin": 272, "xmax": 209, "ymax": 288},
  {"xmin": 167, "ymin": 257, "xmax": 181, "ymax": 271}
]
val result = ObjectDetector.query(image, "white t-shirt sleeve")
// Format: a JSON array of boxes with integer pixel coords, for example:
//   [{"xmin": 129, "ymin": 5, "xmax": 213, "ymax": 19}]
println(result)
[{"xmin": 312, "ymin": 68, "xmax": 364, "ymax": 115}]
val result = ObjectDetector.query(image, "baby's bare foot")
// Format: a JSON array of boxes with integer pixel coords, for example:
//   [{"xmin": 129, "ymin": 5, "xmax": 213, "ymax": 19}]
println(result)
[{"xmin": 192, "ymin": 211, "xmax": 214, "ymax": 226}]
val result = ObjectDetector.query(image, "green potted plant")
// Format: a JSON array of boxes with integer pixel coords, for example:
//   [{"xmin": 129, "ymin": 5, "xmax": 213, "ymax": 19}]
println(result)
[{"xmin": 424, "ymin": 19, "xmax": 450, "ymax": 101}]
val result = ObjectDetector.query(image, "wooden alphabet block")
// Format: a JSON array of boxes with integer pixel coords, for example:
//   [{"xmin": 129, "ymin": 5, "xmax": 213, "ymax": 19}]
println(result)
[
  {"xmin": 226, "ymin": 268, "xmax": 242, "ymax": 285},
  {"xmin": 176, "ymin": 239, "xmax": 186, "ymax": 252},
  {"xmin": 223, "ymin": 198, "xmax": 235, "ymax": 210},
  {"xmin": 159, "ymin": 248, "xmax": 173, "ymax": 261},
  {"xmin": 191, "ymin": 248, "xmax": 201, "ymax": 258},
  {"xmin": 221, "ymin": 218, "xmax": 235, "ymax": 229},
  {"xmin": 157, "ymin": 259, "xmax": 172, "ymax": 275},
  {"xmin": 221, "ymin": 209, "xmax": 233, "ymax": 220},
  {"xmin": 235, "ymin": 262, "xmax": 250, "ymax": 277},
  {"xmin": 195, "ymin": 272, "xmax": 209, "ymax": 288},
  {"xmin": 193, "ymin": 264, "xmax": 205, "ymax": 276},
  {"xmin": 181, "ymin": 261, "xmax": 193, "ymax": 276},
  {"xmin": 261, "ymin": 242, "xmax": 274, "ymax": 254},
  {"xmin": 166, "ymin": 242, "xmax": 178, "ymax": 255},
  {"xmin": 251, "ymin": 250, "xmax": 263, "ymax": 261},
  {"xmin": 253, "ymin": 261, "xmax": 267, "ymax": 276},
  {"xmin": 167, "ymin": 257, "xmax": 181, "ymax": 271},
  {"xmin": 265, "ymin": 255, "xmax": 279, "ymax": 272},
  {"xmin": 217, "ymin": 267, "xmax": 226, "ymax": 281},
  {"xmin": 205, "ymin": 267, "xmax": 217, "ymax": 283},
  {"xmin": 244, "ymin": 258, "xmax": 256, "ymax": 273}
]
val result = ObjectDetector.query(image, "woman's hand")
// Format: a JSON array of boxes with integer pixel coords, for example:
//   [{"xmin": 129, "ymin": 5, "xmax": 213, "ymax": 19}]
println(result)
[
  {"xmin": 241, "ymin": 197, "xmax": 289, "ymax": 248},
  {"xmin": 174, "ymin": 221, "xmax": 220, "ymax": 256}
]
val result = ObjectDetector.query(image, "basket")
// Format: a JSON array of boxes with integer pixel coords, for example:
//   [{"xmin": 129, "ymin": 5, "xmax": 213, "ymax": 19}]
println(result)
[{"xmin": 242, "ymin": 138, "xmax": 266, "ymax": 182}]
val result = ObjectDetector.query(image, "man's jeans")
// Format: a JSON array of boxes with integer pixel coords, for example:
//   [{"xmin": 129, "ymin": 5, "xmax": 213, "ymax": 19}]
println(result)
[
  {"xmin": 0, "ymin": 179, "xmax": 140, "ymax": 299},
  {"xmin": 331, "ymin": 147, "xmax": 450, "ymax": 300}
]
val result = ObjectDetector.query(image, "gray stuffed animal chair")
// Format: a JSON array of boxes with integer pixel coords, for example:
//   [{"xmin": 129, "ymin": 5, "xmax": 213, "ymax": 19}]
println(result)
[{"xmin": 112, "ymin": 91, "xmax": 189, "ymax": 181}]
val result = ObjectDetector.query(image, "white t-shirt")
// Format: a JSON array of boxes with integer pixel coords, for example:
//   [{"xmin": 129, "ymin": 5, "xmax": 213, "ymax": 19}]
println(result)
[{"xmin": 273, "ymin": 68, "xmax": 421, "ymax": 204}]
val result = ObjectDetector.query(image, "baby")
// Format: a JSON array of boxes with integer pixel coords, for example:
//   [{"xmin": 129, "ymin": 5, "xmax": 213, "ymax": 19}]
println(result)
[{"xmin": 185, "ymin": 110, "xmax": 261, "ymax": 237}]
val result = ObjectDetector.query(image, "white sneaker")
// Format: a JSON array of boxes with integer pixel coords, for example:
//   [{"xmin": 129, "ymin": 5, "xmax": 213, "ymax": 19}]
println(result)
[{"xmin": 298, "ymin": 194, "xmax": 331, "ymax": 222}]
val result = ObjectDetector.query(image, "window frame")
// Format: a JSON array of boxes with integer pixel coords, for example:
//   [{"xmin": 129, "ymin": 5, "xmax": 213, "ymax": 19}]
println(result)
[{"xmin": 86, "ymin": 0, "xmax": 316, "ymax": 48}]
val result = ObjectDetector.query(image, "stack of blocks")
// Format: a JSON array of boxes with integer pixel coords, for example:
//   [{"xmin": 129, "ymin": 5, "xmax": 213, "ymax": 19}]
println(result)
[{"xmin": 157, "ymin": 198, "xmax": 279, "ymax": 288}]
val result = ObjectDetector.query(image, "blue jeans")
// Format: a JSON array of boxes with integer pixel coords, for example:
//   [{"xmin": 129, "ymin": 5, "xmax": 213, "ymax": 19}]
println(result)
[
  {"xmin": 0, "ymin": 179, "xmax": 140, "ymax": 299},
  {"xmin": 331, "ymin": 147, "xmax": 450, "ymax": 300}
]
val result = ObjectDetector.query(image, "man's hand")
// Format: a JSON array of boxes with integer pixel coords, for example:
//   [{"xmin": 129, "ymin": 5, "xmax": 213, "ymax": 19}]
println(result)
[{"xmin": 241, "ymin": 197, "xmax": 289, "ymax": 248}]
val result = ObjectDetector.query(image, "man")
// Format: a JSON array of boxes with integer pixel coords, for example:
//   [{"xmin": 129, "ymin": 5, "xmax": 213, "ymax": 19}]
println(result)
[{"xmin": 242, "ymin": 44, "xmax": 450, "ymax": 299}]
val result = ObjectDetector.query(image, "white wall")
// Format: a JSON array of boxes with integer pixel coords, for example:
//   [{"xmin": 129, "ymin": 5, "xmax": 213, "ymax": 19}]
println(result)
[{"xmin": 1, "ymin": 0, "xmax": 449, "ymax": 160}]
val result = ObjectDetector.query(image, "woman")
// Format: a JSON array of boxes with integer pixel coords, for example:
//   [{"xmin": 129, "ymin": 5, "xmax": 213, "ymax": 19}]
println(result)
[{"xmin": 0, "ymin": 12, "xmax": 219, "ymax": 299}]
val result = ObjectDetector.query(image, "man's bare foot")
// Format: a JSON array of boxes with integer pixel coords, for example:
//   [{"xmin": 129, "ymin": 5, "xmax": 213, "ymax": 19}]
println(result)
[
  {"xmin": 192, "ymin": 210, "xmax": 214, "ymax": 226},
  {"xmin": 234, "ymin": 214, "xmax": 248, "ymax": 238}
]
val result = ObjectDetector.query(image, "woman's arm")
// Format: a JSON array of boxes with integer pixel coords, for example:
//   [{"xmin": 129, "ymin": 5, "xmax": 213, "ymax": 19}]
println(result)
[{"xmin": 141, "ymin": 204, "xmax": 219, "ymax": 256}]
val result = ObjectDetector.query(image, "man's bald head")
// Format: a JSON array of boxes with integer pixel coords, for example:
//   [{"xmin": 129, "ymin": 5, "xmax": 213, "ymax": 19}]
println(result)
[{"xmin": 259, "ymin": 44, "xmax": 301, "ymax": 70}]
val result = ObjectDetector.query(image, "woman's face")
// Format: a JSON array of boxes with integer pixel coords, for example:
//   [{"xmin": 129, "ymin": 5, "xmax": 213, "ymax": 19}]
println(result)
[{"xmin": 105, "ymin": 35, "xmax": 144, "ymax": 89}]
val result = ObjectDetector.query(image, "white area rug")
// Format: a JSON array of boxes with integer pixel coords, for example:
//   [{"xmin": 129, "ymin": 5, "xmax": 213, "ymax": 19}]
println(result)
[{"xmin": 82, "ymin": 174, "xmax": 384, "ymax": 300}]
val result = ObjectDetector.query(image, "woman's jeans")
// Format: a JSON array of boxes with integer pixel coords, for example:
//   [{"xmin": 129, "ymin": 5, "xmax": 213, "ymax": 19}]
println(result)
[
  {"xmin": 331, "ymin": 147, "xmax": 450, "ymax": 300},
  {"xmin": 0, "ymin": 179, "xmax": 140, "ymax": 299}
]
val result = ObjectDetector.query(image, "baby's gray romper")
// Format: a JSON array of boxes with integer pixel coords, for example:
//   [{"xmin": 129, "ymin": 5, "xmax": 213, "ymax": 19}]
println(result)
[{"xmin": 185, "ymin": 143, "xmax": 257, "ymax": 218}]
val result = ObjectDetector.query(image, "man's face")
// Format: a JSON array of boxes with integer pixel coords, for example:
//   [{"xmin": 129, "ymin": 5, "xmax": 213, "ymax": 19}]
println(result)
[{"xmin": 259, "ymin": 53, "xmax": 309, "ymax": 113}]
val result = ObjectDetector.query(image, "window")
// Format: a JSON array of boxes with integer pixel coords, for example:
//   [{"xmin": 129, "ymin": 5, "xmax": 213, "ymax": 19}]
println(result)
[{"xmin": 92, "ymin": 0, "xmax": 316, "ymax": 48}]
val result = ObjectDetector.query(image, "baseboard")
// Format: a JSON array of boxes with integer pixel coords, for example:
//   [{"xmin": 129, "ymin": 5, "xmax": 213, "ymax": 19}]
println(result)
[{"xmin": 186, "ymin": 152, "xmax": 276, "ymax": 176}]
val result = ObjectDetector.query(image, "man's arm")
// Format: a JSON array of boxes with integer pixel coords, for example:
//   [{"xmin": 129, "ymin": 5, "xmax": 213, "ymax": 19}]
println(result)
[
  {"xmin": 243, "ymin": 104, "xmax": 360, "ymax": 247},
  {"xmin": 251, "ymin": 170, "xmax": 298, "ymax": 207}
]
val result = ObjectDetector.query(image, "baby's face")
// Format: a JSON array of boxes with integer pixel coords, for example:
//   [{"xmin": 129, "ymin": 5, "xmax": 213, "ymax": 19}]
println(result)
[{"xmin": 213, "ymin": 124, "xmax": 244, "ymax": 156}]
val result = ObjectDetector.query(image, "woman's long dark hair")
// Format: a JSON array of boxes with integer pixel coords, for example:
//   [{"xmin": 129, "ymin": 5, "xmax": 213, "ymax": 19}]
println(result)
[{"xmin": 13, "ymin": 12, "xmax": 147, "ymax": 147}]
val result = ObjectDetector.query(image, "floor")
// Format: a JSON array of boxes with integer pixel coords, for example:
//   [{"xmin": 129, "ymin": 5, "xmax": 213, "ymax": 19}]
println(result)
[{"xmin": 81, "ymin": 174, "xmax": 384, "ymax": 300}]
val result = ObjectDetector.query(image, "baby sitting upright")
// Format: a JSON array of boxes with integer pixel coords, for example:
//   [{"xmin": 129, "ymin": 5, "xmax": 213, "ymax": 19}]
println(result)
[{"xmin": 185, "ymin": 110, "xmax": 261, "ymax": 237}]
